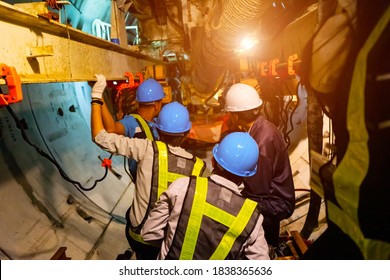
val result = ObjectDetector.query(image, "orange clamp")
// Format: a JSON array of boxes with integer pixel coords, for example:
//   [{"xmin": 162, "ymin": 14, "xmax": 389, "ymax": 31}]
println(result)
[
  {"xmin": 116, "ymin": 72, "xmax": 144, "ymax": 96},
  {"xmin": 124, "ymin": 72, "xmax": 135, "ymax": 88},
  {"xmin": 0, "ymin": 63, "xmax": 23, "ymax": 107},
  {"xmin": 269, "ymin": 59, "xmax": 279, "ymax": 77},
  {"xmin": 288, "ymin": 54, "xmax": 298, "ymax": 76},
  {"xmin": 135, "ymin": 72, "xmax": 144, "ymax": 85},
  {"xmin": 259, "ymin": 62, "xmax": 268, "ymax": 77},
  {"xmin": 101, "ymin": 158, "xmax": 112, "ymax": 168}
]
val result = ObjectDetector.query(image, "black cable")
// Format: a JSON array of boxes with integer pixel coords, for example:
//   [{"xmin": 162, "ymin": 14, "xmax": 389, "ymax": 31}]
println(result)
[
  {"xmin": 281, "ymin": 80, "xmax": 300, "ymax": 148},
  {"xmin": 6, "ymin": 104, "xmax": 108, "ymax": 191},
  {"xmin": 294, "ymin": 188, "xmax": 311, "ymax": 192},
  {"xmin": 279, "ymin": 82, "xmax": 291, "ymax": 145},
  {"xmin": 123, "ymin": 155, "xmax": 135, "ymax": 182},
  {"xmin": 285, "ymin": 81, "xmax": 300, "ymax": 145},
  {"xmin": 5, "ymin": 104, "xmax": 126, "ymax": 224},
  {"xmin": 256, "ymin": 78, "xmax": 273, "ymax": 121}
]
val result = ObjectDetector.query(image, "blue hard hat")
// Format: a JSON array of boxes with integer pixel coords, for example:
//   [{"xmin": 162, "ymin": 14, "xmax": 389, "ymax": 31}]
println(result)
[
  {"xmin": 136, "ymin": 78, "xmax": 165, "ymax": 102},
  {"xmin": 156, "ymin": 102, "xmax": 192, "ymax": 133},
  {"xmin": 212, "ymin": 132, "xmax": 259, "ymax": 177}
]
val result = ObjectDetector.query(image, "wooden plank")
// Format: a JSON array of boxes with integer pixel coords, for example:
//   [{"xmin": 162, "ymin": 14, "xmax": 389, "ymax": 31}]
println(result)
[
  {"xmin": 291, "ymin": 230, "xmax": 308, "ymax": 255},
  {"xmin": 286, "ymin": 240, "xmax": 300, "ymax": 260}
]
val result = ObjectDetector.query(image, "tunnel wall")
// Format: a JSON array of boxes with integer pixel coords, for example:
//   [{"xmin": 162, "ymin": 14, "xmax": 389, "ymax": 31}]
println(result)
[{"xmin": 0, "ymin": 82, "xmax": 133, "ymax": 260}]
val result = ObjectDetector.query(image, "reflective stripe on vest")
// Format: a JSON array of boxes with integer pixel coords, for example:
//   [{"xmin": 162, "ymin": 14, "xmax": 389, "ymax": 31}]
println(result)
[
  {"xmin": 192, "ymin": 157, "xmax": 204, "ymax": 176},
  {"xmin": 130, "ymin": 113, "xmax": 155, "ymax": 140},
  {"xmin": 128, "ymin": 228, "xmax": 159, "ymax": 247},
  {"xmin": 331, "ymin": 5, "xmax": 390, "ymax": 259},
  {"xmin": 156, "ymin": 141, "xmax": 205, "ymax": 199},
  {"xmin": 128, "ymin": 142, "xmax": 205, "ymax": 245},
  {"xmin": 180, "ymin": 177, "xmax": 258, "ymax": 260}
]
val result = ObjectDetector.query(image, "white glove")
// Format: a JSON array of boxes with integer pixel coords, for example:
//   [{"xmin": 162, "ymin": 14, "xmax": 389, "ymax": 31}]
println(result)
[{"xmin": 91, "ymin": 74, "xmax": 107, "ymax": 99}]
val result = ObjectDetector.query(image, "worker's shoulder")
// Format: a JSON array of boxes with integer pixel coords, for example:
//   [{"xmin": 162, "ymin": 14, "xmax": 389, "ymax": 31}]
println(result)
[
  {"xmin": 168, "ymin": 145, "xmax": 196, "ymax": 159},
  {"xmin": 168, "ymin": 176, "xmax": 191, "ymax": 192}
]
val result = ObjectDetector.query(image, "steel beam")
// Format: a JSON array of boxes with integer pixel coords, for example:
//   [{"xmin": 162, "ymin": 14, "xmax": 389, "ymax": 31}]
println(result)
[{"xmin": 0, "ymin": 2, "xmax": 162, "ymax": 84}]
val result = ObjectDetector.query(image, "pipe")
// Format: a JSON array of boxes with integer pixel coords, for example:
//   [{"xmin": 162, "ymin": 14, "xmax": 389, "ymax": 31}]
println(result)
[{"xmin": 191, "ymin": 0, "xmax": 273, "ymax": 98}]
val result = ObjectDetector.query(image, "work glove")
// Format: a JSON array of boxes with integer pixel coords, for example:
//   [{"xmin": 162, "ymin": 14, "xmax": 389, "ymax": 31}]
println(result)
[{"xmin": 91, "ymin": 74, "xmax": 107, "ymax": 100}]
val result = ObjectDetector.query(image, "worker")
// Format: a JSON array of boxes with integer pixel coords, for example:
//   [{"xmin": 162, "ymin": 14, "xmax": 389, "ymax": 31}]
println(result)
[
  {"xmin": 93, "ymin": 74, "xmax": 165, "ymax": 181},
  {"xmin": 224, "ymin": 83, "xmax": 295, "ymax": 249},
  {"xmin": 141, "ymin": 132, "xmax": 270, "ymax": 260},
  {"xmin": 90, "ymin": 80, "xmax": 208, "ymax": 259}
]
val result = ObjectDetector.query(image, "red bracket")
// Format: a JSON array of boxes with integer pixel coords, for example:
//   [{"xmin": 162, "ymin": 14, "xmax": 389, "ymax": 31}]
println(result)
[
  {"xmin": 0, "ymin": 63, "xmax": 23, "ymax": 107},
  {"xmin": 101, "ymin": 158, "xmax": 112, "ymax": 168}
]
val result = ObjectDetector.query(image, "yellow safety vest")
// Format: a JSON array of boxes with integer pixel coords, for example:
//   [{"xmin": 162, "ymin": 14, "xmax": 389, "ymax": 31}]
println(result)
[
  {"xmin": 166, "ymin": 176, "xmax": 261, "ymax": 260},
  {"xmin": 129, "ymin": 142, "xmax": 206, "ymax": 245},
  {"xmin": 330, "ymin": 5, "xmax": 390, "ymax": 259}
]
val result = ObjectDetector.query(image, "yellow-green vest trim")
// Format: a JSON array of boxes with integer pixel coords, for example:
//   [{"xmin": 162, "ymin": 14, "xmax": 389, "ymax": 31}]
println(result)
[
  {"xmin": 166, "ymin": 176, "xmax": 261, "ymax": 260},
  {"xmin": 128, "ymin": 226, "xmax": 156, "ymax": 246},
  {"xmin": 331, "ymin": 5, "xmax": 390, "ymax": 259},
  {"xmin": 156, "ymin": 141, "xmax": 205, "ymax": 198},
  {"xmin": 130, "ymin": 113, "xmax": 155, "ymax": 140},
  {"xmin": 128, "ymin": 141, "xmax": 206, "ymax": 245}
]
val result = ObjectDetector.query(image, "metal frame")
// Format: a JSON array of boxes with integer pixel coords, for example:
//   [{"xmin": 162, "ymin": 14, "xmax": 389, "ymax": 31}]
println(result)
[{"xmin": 0, "ymin": 2, "xmax": 161, "ymax": 84}]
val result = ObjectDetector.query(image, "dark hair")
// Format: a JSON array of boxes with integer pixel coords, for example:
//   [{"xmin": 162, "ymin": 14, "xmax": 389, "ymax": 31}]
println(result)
[
  {"xmin": 211, "ymin": 158, "xmax": 244, "ymax": 185},
  {"xmin": 158, "ymin": 130, "xmax": 189, "ymax": 147}
]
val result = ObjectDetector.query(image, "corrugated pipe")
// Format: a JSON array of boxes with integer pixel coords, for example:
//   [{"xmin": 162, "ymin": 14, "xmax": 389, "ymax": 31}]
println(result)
[{"xmin": 191, "ymin": 0, "xmax": 273, "ymax": 98}]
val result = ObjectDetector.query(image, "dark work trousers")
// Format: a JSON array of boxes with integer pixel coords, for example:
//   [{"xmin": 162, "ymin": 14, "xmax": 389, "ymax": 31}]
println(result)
[
  {"xmin": 125, "ymin": 222, "xmax": 160, "ymax": 260},
  {"xmin": 262, "ymin": 216, "xmax": 280, "ymax": 248},
  {"xmin": 124, "ymin": 205, "xmax": 159, "ymax": 260}
]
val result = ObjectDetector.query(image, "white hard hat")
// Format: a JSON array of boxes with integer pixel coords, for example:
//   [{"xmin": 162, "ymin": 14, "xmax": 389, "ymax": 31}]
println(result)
[{"xmin": 225, "ymin": 83, "xmax": 263, "ymax": 112}]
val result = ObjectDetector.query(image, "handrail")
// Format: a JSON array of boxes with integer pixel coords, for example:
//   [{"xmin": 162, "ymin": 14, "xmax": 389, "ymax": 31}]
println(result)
[{"xmin": 92, "ymin": 18, "xmax": 139, "ymax": 45}]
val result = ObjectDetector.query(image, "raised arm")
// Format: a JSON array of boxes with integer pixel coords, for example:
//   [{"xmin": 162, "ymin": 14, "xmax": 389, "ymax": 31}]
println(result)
[
  {"xmin": 91, "ymin": 74, "xmax": 106, "ymax": 139},
  {"xmin": 101, "ymin": 99, "xmax": 126, "ymax": 135}
]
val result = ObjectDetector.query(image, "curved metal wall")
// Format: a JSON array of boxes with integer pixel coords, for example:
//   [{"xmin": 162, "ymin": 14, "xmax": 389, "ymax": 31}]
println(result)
[{"xmin": 0, "ymin": 82, "xmax": 133, "ymax": 260}]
